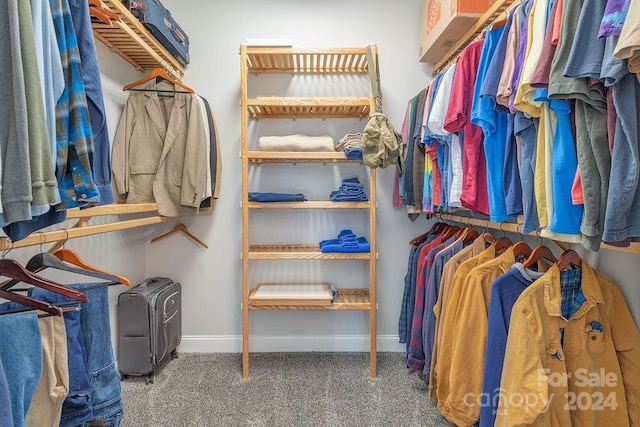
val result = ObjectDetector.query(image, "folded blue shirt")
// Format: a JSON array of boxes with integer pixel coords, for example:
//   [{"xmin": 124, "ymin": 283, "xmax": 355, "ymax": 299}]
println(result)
[
  {"xmin": 338, "ymin": 230, "xmax": 357, "ymax": 243},
  {"xmin": 320, "ymin": 236, "xmax": 370, "ymax": 253},
  {"xmin": 248, "ymin": 192, "xmax": 306, "ymax": 202},
  {"xmin": 330, "ymin": 191, "xmax": 368, "ymax": 202},
  {"xmin": 344, "ymin": 147, "xmax": 363, "ymax": 160}
]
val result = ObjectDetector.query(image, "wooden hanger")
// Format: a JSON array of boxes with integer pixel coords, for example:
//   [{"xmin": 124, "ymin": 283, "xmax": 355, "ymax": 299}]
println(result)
[
  {"xmin": 523, "ymin": 245, "xmax": 557, "ymax": 269},
  {"xmin": 490, "ymin": 237, "xmax": 513, "ymax": 254},
  {"xmin": 53, "ymin": 249, "xmax": 131, "ymax": 286},
  {"xmin": 89, "ymin": 7, "xmax": 112, "ymax": 25},
  {"xmin": 88, "ymin": 0, "xmax": 120, "ymax": 25},
  {"xmin": 439, "ymin": 225, "xmax": 460, "ymax": 242},
  {"xmin": 511, "ymin": 241, "xmax": 532, "ymax": 258},
  {"xmin": 459, "ymin": 227, "xmax": 480, "ymax": 244},
  {"xmin": 150, "ymin": 221, "xmax": 208, "ymax": 249},
  {"xmin": 0, "ymin": 288, "xmax": 62, "ymax": 316},
  {"xmin": 123, "ymin": 68, "xmax": 194, "ymax": 94},
  {"xmin": 491, "ymin": 17, "xmax": 507, "ymax": 30},
  {"xmin": 0, "ymin": 259, "xmax": 87, "ymax": 302},
  {"xmin": 409, "ymin": 221, "xmax": 447, "ymax": 245},
  {"xmin": 556, "ymin": 249, "xmax": 582, "ymax": 271}
]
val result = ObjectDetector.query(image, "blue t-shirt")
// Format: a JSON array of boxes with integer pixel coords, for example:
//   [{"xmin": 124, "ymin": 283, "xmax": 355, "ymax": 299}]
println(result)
[{"xmin": 471, "ymin": 25, "xmax": 511, "ymax": 222}]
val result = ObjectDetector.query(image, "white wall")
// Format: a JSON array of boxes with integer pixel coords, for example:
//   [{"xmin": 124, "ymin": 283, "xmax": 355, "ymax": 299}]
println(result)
[
  {"xmin": 88, "ymin": 0, "xmax": 636, "ymax": 356},
  {"xmin": 4, "ymin": 0, "xmax": 637, "ymax": 360},
  {"xmin": 130, "ymin": 0, "xmax": 432, "ymax": 352}
]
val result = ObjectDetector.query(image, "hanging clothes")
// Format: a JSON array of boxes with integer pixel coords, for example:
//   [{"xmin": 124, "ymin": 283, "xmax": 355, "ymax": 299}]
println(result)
[
  {"xmin": 111, "ymin": 79, "xmax": 208, "ymax": 217},
  {"xmin": 50, "ymin": 0, "xmax": 100, "ymax": 209},
  {"xmin": 68, "ymin": 0, "xmax": 115, "ymax": 206},
  {"xmin": 0, "ymin": 312, "xmax": 43, "ymax": 427},
  {"xmin": 496, "ymin": 263, "xmax": 640, "ymax": 425}
]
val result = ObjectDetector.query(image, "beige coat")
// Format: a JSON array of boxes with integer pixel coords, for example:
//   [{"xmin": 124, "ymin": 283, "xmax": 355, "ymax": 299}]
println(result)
[{"xmin": 112, "ymin": 79, "xmax": 207, "ymax": 217}]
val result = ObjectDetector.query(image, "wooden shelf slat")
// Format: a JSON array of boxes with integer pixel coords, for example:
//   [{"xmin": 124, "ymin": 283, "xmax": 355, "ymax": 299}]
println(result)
[
  {"xmin": 92, "ymin": 0, "xmax": 185, "ymax": 79},
  {"xmin": 247, "ymin": 97, "xmax": 370, "ymax": 118},
  {"xmin": 248, "ymin": 245, "xmax": 372, "ymax": 260},
  {"xmin": 249, "ymin": 288, "xmax": 371, "ymax": 310},
  {"xmin": 245, "ymin": 47, "xmax": 369, "ymax": 74},
  {"xmin": 248, "ymin": 201, "xmax": 370, "ymax": 209},
  {"xmin": 247, "ymin": 151, "xmax": 362, "ymax": 163}
]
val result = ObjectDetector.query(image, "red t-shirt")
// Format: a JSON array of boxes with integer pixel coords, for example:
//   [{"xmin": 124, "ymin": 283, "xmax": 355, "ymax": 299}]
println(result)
[{"xmin": 444, "ymin": 41, "xmax": 490, "ymax": 215}]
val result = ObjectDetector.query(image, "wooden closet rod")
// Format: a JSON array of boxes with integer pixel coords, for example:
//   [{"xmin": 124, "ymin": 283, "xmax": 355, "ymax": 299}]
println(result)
[
  {"xmin": 434, "ymin": 212, "xmax": 640, "ymax": 255},
  {"xmin": 0, "ymin": 216, "xmax": 174, "ymax": 251}
]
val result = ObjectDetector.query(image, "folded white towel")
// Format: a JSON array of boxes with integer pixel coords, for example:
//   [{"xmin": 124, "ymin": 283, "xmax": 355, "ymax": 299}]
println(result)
[{"xmin": 258, "ymin": 134, "xmax": 335, "ymax": 152}]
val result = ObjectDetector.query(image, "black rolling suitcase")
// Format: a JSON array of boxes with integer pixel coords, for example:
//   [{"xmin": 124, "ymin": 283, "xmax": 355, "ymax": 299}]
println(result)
[
  {"xmin": 125, "ymin": 0, "xmax": 190, "ymax": 66},
  {"xmin": 117, "ymin": 277, "xmax": 181, "ymax": 384}
]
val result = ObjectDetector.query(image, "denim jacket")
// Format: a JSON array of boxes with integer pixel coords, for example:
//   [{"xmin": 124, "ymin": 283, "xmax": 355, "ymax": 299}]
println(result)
[{"xmin": 496, "ymin": 263, "xmax": 640, "ymax": 426}]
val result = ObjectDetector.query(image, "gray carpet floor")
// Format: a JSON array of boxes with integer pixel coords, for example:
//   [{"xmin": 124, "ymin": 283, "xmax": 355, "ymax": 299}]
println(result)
[{"xmin": 119, "ymin": 352, "xmax": 453, "ymax": 427}]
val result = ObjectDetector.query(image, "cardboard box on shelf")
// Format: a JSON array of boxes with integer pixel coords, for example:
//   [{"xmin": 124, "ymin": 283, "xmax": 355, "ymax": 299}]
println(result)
[{"xmin": 418, "ymin": 0, "xmax": 492, "ymax": 63}]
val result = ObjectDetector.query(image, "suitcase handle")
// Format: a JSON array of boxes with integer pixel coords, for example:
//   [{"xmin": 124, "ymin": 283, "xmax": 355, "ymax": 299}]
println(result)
[{"xmin": 130, "ymin": 1, "xmax": 146, "ymax": 10}]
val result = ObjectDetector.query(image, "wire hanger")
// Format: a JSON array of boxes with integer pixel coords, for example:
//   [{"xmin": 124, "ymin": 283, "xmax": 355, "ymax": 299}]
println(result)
[
  {"xmin": 150, "ymin": 219, "xmax": 208, "ymax": 249},
  {"xmin": 123, "ymin": 67, "xmax": 194, "ymax": 94}
]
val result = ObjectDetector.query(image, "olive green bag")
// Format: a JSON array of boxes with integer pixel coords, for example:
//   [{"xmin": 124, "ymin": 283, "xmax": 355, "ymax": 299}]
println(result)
[{"xmin": 362, "ymin": 46, "xmax": 405, "ymax": 173}]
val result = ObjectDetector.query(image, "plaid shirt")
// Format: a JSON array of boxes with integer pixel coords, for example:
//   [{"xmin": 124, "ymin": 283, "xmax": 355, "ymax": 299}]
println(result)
[
  {"xmin": 560, "ymin": 267, "xmax": 585, "ymax": 320},
  {"xmin": 50, "ymin": 0, "xmax": 99, "ymax": 208}
]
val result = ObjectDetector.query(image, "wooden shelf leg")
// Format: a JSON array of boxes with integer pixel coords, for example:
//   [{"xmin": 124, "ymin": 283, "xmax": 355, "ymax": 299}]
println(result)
[{"xmin": 242, "ymin": 301, "xmax": 249, "ymax": 378}]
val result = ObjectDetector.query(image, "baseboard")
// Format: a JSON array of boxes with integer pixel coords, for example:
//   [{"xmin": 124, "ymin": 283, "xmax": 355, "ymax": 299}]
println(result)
[{"xmin": 178, "ymin": 334, "xmax": 404, "ymax": 353}]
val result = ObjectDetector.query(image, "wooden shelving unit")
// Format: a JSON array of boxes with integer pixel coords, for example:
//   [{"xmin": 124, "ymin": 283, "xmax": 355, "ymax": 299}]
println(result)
[
  {"xmin": 91, "ymin": 0, "xmax": 185, "ymax": 80},
  {"xmin": 241, "ymin": 45, "xmax": 378, "ymax": 378}
]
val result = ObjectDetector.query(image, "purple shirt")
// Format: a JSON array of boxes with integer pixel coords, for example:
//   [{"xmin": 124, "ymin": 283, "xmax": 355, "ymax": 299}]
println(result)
[
  {"xmin": 510, "ymin": 0, "xmax": 534, "ymax": 113},
  {"xmin": 599, "ymin": 0, "xmax": 630, "ymax": 38}
]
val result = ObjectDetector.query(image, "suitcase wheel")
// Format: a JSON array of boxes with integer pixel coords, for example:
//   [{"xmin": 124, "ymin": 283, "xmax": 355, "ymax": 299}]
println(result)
[
  {"xmin": 120, "ymin": 374, "xmax": 128, "ymax": 381},
  {"xmin": 171, "ymin": 349, "xmax": 178, "ymax": 359},
  {"xmin": 145, "ymin": 373, "xmax": 154, "ymax": 385}
]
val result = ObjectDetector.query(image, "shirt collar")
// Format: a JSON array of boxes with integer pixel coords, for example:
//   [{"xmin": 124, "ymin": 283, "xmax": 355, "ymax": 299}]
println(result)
[{"xmin": 543, "ymin": 263, "xmax": 605, "ymax": 318}]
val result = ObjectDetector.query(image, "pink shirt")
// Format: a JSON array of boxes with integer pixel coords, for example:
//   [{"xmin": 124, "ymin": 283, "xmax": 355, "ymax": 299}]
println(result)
[{"xmin": 443, "ymin": 40, "xmax": 490, "ymax": 215}]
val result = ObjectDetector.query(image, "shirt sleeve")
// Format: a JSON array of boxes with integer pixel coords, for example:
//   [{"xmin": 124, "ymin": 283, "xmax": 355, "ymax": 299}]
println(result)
[
  {"xmin": 111, "ymin": 98, "xmax": 134, "ymax": 197},
  {"xmin": 608, "ymin": 285, "xmax": 640, "ymax": 425},
  {"xmin": 179, "ymin": 96, "xmax": 209, "ymax": 207},
  {"xmin": 443, "ymin": 59, "xmax": 468, "ymax": 133},
  {"xmin": 445, "ymin": 271, "xmax": 491, "ymax": 425},
  {"xmin": 495, "ymin": 305, "xmax": 550, "ymax": 427}
]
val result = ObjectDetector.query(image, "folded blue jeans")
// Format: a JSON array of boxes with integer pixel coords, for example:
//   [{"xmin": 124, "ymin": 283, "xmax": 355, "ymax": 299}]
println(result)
[
  {"xmin": 248, "ymin": 192, "xmax": 306, "ymax": 202},
  {"xmin": 337, "ymin": 186, "xmax": 364, "ymax": 195},
  {"xmin": 330, "ymin": 191, "xmax": 368, "ymax": 202}
]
